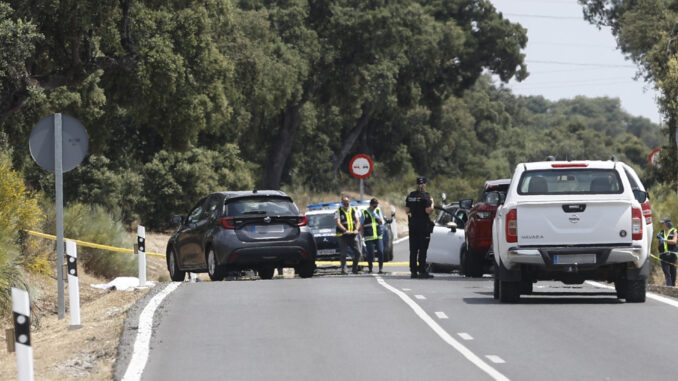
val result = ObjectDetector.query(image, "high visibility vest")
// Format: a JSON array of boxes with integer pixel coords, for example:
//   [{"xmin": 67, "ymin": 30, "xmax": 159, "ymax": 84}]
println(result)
[
  {"xmin": 362, "ymin": 207, "xmax": 383, "ymax": 241},
  {"xmin": 660, "ymin": 228, "xmax": 677, "ymax": 253},
  {"xmin": 336, "ymin": 207, "xmax": 357, "ymax": 236}
]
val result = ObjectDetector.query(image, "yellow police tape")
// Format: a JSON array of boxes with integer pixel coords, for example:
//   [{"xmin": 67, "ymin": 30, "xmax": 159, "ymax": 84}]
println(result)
[
  {"xmin": 25, "ymin": 230, "xmax": 410, "ymax": 265},
  {"xmin": 25, "ymin": 230, "xmax": 166, "ymax": 258},
  {"xmin": 651, "ymin": 253, "xmax": 678, "ymax": 268}
]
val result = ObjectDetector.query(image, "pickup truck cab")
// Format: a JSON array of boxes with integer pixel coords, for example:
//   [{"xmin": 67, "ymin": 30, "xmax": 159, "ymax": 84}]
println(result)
[{"xmin": 492, "ymin": 160, "xmax": 652, "ymax": 303}]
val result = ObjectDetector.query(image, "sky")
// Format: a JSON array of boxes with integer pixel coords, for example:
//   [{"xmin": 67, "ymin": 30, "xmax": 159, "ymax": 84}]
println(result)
[{"xmin": 490, "ymin": 0, "xmax": 662, "ymax": 124}]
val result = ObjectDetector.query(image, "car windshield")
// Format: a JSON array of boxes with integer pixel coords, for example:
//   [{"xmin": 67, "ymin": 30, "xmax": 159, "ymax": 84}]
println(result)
[
  {"xmin": 518, "ymin": 169, "xmax": 623, "ymax": 195},
  {"xmin": 225, "ymin": 196, "xmax": 299, "ymax": 216},
  {"xmin": 307, "ymin": 214, "xmax": 336, "ymax": 230}
]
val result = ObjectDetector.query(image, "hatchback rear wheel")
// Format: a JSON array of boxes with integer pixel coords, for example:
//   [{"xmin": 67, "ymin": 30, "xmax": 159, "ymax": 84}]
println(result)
[{"xmin": 207, "ymin": 249, "xmax": 225, "ymax": 281}]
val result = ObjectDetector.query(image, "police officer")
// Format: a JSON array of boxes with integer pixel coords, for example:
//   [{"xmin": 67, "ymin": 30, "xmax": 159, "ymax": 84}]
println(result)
[
  {"xmin": 335, "ymin": 196, "xmax": 362, "ymax": 274},
  {"xmin": 657, "ymin": 217, "xmax": 678, "ymax": 286},
  {"xmin": 405, "ymin": 176, "xmax": 434, "ymax": 279},
  {"xmin": 361, "ymin": 198, "xmax": 385, "ymax": 274}
]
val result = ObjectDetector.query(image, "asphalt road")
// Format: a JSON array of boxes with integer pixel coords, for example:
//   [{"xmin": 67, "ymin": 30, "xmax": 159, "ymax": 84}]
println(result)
[{"xmin": 119, "ymin": 240, "xmax": 678, "ymax": 381}]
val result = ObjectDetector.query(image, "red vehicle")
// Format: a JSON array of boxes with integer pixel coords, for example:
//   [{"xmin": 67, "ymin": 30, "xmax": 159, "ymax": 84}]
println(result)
[{"xmin": 462, "ymin": 179, "xmax": 510, "ymax": 277}]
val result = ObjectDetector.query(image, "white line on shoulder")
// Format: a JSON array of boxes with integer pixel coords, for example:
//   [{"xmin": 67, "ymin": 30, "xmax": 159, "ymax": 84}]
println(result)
[{"xmin": 587, "ymin": 281, "xmax": 678, "ymax": 308}]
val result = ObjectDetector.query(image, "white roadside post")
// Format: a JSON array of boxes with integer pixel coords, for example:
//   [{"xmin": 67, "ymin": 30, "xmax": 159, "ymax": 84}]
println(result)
[
  {"xmin": 66, "ymin": 240, "xmax": 81, "ymax": 328},
  {"xmin": 138, "ymin": 225, "xmax": 147, "ymax": 287},
  {"xmin": 12, "ymin": 288, "xmax": 34, "ymax": 381}
]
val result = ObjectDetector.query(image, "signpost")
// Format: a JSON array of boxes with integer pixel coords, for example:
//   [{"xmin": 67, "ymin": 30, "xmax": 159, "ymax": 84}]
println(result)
[
  {"xmin": 349, "ymin": 154, "xmax": 373, "ymax": 201},
  {"xmin": 29, "ymin": 114, "xmax": 88, "ymax": 319}
]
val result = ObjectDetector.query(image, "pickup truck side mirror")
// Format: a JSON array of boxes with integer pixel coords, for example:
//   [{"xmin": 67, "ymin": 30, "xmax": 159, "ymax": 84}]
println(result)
[{"xmin": 171, "ymin": 215, "xmax": 184, "ymax": 226}]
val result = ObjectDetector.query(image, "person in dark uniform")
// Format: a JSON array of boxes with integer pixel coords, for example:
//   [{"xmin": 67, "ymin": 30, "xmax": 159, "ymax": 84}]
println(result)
[
  {"xmin": 335, "ymin": 196, "xmax": 362, "ymax": 274},
  {"xmin": 657, "ymin": 217, "xmax": 678, "ymax": 286},
  {"xmin": 405, "ymin": 176, "xmax": 435, "ymax": 279}
]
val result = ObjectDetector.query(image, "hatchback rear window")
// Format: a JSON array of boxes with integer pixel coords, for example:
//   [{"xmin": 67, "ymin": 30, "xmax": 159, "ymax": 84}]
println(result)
[
  {"xmin": 225, "ymin": 197, "xmax": 299, "ymax": 216},
  {"xmin": 518, "ymin": 169, "xmax": 623, "ymax": 195}
]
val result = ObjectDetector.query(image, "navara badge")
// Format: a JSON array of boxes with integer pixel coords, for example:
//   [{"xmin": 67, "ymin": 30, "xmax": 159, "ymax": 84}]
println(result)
[{"xmin": 569, "ymin": 214, "xmax": 580, "ymax": 224}]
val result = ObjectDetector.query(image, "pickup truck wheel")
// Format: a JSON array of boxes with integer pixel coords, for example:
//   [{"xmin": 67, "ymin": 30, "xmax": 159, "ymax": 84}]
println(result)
[
  {"xmin": 614, "ymin": 280, "xmax": 627, "ymax": 299},
  {"xmin": 467, "ymin": 249, "xmax": 485, "ymax": 278},
  {"xmin": 461, "ymin": 246, "xmax": 470, "ymax": 277},
  {"xmin": 258, "ymin": 265, "xmax": 275, "ymax": 280},
  {"xmin": 167, "ymin": 248, "xmax": 186, "ymax": 282},
  {"xmin": 625, "ymin": 279, "xmax": 647, "ymax": 303},
  {"xmin": 207, "ymin": 249, "xmax": 225, "ymax": 281},
  {"xmin": 499, "ymin": 281, "xmax": 521, "ymax": 303}
]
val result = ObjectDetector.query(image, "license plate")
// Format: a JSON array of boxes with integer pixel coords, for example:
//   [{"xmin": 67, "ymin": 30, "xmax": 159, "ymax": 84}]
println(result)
[
  {"xmin": 252, "ymin": 224, "xmax": 284, "ymax": 233},
  {"xmin": 553, "ymin": 254, "xmax": 596, "ymax": 265},
  {"xmin": 317, "ymin": 249, "xmax": 337, "ymax": 255}
]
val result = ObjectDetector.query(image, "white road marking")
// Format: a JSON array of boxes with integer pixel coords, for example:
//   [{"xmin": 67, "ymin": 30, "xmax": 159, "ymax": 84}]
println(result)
[
  {"xmin": 394, "ymin": 236, "xmax": 409, "ymax": 244},
  {"xmin": 458, "ymin": 332, "xmax": 474, "ymax": 341},
  {"xmin": 435, "ymin": 311, "xmax": 448, "ymax": 319},
  {"xmin": 486, "ymin": 355, "xmax": 506, "ymax": 364},
  {"xmin": 122, "ymin": 282, "xmax": 181, "ymax": 381},
  {"xmin": 402, "ymin": 288, "xmax": 411, "ymax": 291},
  {"xmin": 373, "ymin": 275, "xmax": 509, "ymax": 381},
  {"xmin": 586, "ymin": 281, "xmax": 678, "ymax": 308},
  {"xmin": 415, "ymin": 294, "xmax": 426, "ymax": 300}
]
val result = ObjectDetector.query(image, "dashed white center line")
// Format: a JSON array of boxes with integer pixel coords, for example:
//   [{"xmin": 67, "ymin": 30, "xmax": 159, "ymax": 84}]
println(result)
[
  {"xmin": 435, "ymin": 311, "xmax": 448, "ymax": 319},
  {"xmin": 458, "ymin": 333, "xmax": 474, "ymax": 341},
  {"xmin": 486, "ymin": 355, "xmax": 506, "ymax": 364},
  {"xmin": 402, "ymin": 288, "xmax": 411, "ymax": 291},
  {"xmin": 415, "ymin": 294, "xmax": 426, "ymax": 300}
]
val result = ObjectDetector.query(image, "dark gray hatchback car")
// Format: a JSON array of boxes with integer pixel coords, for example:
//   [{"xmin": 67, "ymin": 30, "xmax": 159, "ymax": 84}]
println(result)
[{"xmin": 166, "ymin": 190, "xmax": 317, "ymax": 281}]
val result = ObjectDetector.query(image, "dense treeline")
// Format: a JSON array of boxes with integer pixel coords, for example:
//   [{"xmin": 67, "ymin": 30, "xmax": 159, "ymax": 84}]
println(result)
[{"xmin": 0, "ymin": 0, "xmax": 663, "ymax": 230}]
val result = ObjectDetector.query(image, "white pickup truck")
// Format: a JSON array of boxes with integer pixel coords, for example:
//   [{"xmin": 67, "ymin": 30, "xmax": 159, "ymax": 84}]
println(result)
[{"xmin": 492, "ymin": 160, "xmax": 653, "ymax": 303}]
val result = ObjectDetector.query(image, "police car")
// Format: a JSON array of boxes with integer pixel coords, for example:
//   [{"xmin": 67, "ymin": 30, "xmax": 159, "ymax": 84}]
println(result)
[{"xmin": 305, "ymin": 200, "xmax": 396, "ymax": 262}]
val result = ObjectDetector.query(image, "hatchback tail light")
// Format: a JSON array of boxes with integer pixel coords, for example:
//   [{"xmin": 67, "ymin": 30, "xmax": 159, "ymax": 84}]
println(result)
[
  {"xmin": 506, "ymin": 209, "xmax": 517, "ymax": 243},
  {"xmin": 641, "ymin": 201, "xmax": 652, "ymax": 225},
  {"xmin": 297, "ymin": 216, "xmax": 308, "ymax": 226},
  {"xmin": 220, "ymin": 217, "xmax": 236, "ymax": 229},
  {"xmin": 631, "ymin": 207, "xmax": 643, "ymax": 240}
]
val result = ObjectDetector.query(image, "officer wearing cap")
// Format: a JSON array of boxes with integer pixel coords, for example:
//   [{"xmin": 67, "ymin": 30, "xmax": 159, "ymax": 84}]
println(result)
[
  {"xmin": 405, "ymin": 176, "xmax": 435, "ymax": 278},
  {"xmin": 657, "ymin": 217, "xmax": 678, "ymax": 286}
]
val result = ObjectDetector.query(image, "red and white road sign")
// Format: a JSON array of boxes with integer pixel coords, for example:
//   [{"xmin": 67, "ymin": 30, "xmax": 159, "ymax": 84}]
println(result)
[
  {"xmin": 349, "ymin": 154, "xmax": 373, "ymax": 179},
  {"xmin": 649, "ymin": 148, "xmax": 661, "ymax": 168}
]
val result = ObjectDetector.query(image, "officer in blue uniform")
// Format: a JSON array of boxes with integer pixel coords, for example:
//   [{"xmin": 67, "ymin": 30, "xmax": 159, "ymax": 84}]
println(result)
[{"xmin": 405, "ymin": 177, "xmax": 434, "ymax": 279}]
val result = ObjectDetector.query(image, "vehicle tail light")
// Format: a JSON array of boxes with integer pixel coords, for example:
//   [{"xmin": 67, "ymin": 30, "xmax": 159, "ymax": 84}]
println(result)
[
  {"xmin": 297, "ymin": 216, "xmax": 307, "ymax": 226},
  {"xmin": 641, "ymin": 201, "xmax": 652, "ymax": 225},
  {"xmin": 477, "ymin": 211, "xmax": 492, "ymax": 219},
  {"xmin": 506, "ymin": 209, "xmax": 517, "ymax": 243},
  {"xmin": 632, "ymin": 207, "xmax": 643, "ymax": 240},
  {"xmin": 220, "ymin": 217, "xmax": 236, "ymax": 229},
  {"xmin": 551, "ymin": 163, "xmax": 588, "ymax": 168}
]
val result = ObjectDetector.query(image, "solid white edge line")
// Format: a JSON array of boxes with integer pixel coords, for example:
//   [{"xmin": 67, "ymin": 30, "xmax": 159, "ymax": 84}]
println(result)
[
  {"xmin": 586, "ymin": 281, "xmax": 678, "ymax": 308},
  {"xmin": 373, "ymin": 275, "xmax": 509, "ymax": 381},
  {"xmin": 435, "ymin": 312, "xmax": 448, "ymax": 319},
  {"xmin": 122, "ymin": 282, "xmax": 181, "ymax": 381},
  {"xmin": 394, "ymin": 236, "xmax": 409, "ymax": 244}
]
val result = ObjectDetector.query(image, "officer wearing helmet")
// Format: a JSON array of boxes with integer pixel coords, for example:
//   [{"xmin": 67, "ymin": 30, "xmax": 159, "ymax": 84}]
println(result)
[{"xmin": 405, "ymin": 176, "xmax": 435, "ymax": 278}]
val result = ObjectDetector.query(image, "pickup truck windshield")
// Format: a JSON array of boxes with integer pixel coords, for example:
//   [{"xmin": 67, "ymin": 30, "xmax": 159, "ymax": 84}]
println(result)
[{"xmin": 518, "ymin": 169, "xmax": 623, "ymax": 195}]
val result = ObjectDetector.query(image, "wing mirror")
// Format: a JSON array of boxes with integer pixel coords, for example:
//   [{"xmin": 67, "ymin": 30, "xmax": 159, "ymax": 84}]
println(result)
[
  {"xmin": 171, "ymin": 215, "xmax": 184, "ymax": 226},
  {"xmin": 446, "ymin": 221, "xmax": 457, "ymax": 232},
  {"xmin": 459, "ymin": 198, "xmax": 473, "ymax": 209}
]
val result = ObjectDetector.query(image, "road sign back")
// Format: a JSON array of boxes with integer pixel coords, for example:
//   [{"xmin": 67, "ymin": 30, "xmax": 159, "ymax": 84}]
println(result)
[{"xmin": 29, "ymin": 114, "xmax": 88, "ymax": 172}]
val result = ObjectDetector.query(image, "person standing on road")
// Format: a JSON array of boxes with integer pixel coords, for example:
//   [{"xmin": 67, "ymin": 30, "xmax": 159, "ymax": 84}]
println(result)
[
  {"xmin": 335, "ymin": 196, "xmax": 362, "ymax": 274},
  {"xmin": 361, "ymin": 198, "xmax": 385, "ymax": 274},
  {"xmin": 405, "ymin": 176, "xmax": 434, "ymax": 279},
  {"xmin": 657, "ymin": 217, "xmax": 678, "ymax": 286}
]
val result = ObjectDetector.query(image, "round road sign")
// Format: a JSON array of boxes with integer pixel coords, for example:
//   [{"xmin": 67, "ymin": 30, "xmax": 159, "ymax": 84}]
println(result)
[
  {"xmin": 349, "ymin": 154, "xmax": 373, "ymax": 179},
  {"xmin": 649, "ymin": 148, "xmax": 661, "ymax": 168},
  {"xmin": 29, "ymin": 114, "xmax": 88, "ymax": 172}
]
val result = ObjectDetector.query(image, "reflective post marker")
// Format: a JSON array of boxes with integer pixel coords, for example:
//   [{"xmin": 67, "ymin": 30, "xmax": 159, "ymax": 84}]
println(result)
[
  {"xmin": 138, "ymin": 226, "xmax": 147, "ymax": 287},
  {"xmin": 12, "ymin": 288, "xmax": 34, "ymax": 381},
  {"xmin": 55, "ymin": 113, "xmax": 65, "ymax": 320},
  {"xmin": 66, "ymin": 240, "xmax": 81, "ymax": 328}
]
